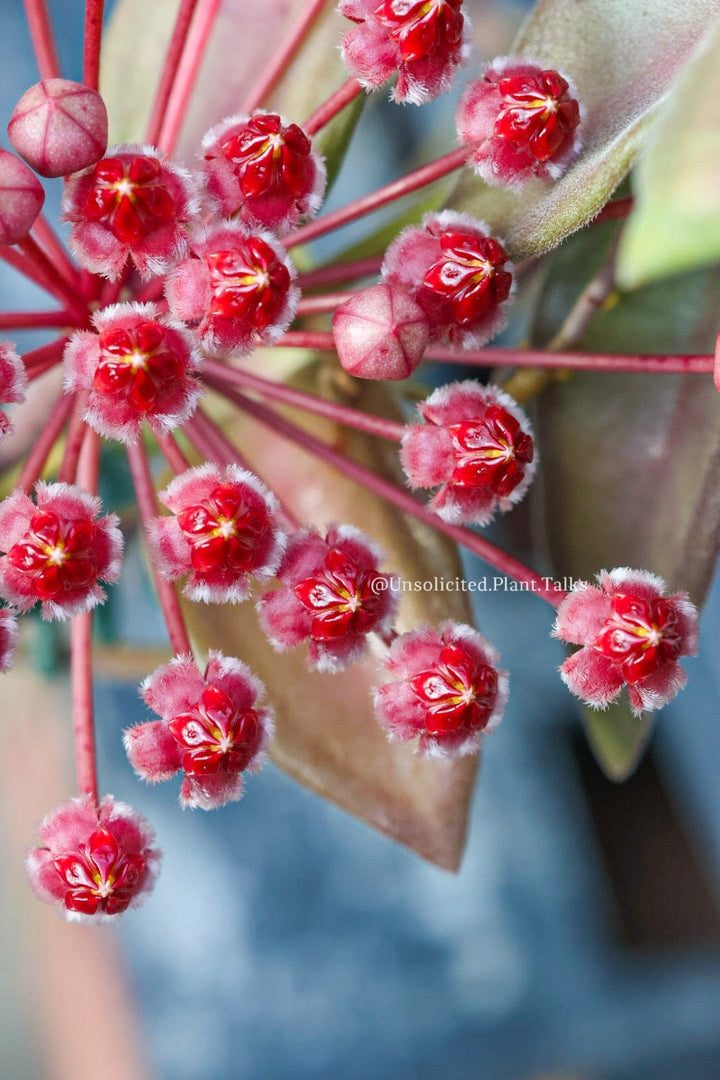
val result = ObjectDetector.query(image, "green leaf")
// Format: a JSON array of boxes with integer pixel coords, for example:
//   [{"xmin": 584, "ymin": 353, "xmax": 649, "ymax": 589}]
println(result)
[
  {"xmin": 449, "ymin": 0, "xmax": 720, "ymax": 260},
  {"xmin": 530, "ymin": 233, "xmax": 720, "ymax": 778},
  {"xmin": 617, "ymin": 14, "xmax": 720, "ymax": 287}
]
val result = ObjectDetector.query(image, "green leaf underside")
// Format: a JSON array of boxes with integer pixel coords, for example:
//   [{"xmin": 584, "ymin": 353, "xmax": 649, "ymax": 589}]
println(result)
[
  {"xmin": 617, "ymin": 13, "xmax": 720, "ymax": 287},
  {"xmin": 531, "ymin": 227, "xmax": 720, "ymax": 779},
  {"xmin": 449, "ymin": 0, "xmax": 720, "ymax": 261}
]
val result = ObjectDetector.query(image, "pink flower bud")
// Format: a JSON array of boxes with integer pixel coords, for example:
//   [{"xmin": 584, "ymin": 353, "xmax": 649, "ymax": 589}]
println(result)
[
  {"xmin": 0, "ymin": 482, "xmax": 123, "ymax": 620},
  {"xmin": 339, "ymin": 0, "xmax": 470, "ymax": 104},
  {"xmin": 201, "ymin": 111, "xmax": 326, "ymax": 231},
  {"xmin": 27, "ymin": 795, "xmax": 159, "ymax": 920},
  {"xmin": 257, "ymin": 524, "xmax": 397, "ymax": 672},
  {"xmin": 126, "ymin": 652, "xmax": 274, "ymax": 809},
  {"xmin": 553, "ymin": 568, "xmax": 700, "ymax": 716},
  {"xmin": 149, "ymin": 463, "xmax": 287, "ymax": 603},
  {"xmin": 63, "ymin": 301, "xmax": 203, "ymax": 443},
  {"xmin": 165, "ymin": 221, "xmax": 298, "ymax": 358},
  {"xmin": 0, "ymin": 148, "xmax": 44, "ymax": 245},
  {"xmin": 62, "ymin": 144, "xmax": 199, "ymax": 280},
  {"xmin": 374, "ymin": 621, "xmax": 508, "ymax": 757},
  {"xmin": 401, "ymin": 381, "xmax": 535, "ymax": 524},
  {"xmin": 0, "ymin": 341, "xmax": 28, "ymax": 443},
  {"xmin": 332, "ymin": 282, "xmax": 429, "ymax": 381},
  {"xmin": 456, "ymin": 58, "xmax": 583, "ymax": 189},
  {"xmin": 8, "ymin": 79, "xmax": 108, "ymax": 179},
  {"xmin": 382, "ymin": 210, "xmax": 513, "ymax": 347}
]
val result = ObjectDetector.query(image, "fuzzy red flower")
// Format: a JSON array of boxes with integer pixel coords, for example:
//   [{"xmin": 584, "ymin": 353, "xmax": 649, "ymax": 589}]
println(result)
[
  {"xmin": 125, "ymin": 652, "xmax": 274, "ymax": 810},
  {"xmin": 553, "ymin": 568, "xmax": 700, "ymax": 716},
  {"xmin": 201, "ymin": 111, "xmax": 326, "ymax": 231},
  {"xmin": 62, "ymin": 144, "xmax": 198, "ymax": 280},
  {"xmin": 26, "ymin": 794, "xmax": 160, "ymax": 920},
  {"xmin": 375, "ymin": 620, "xmax": 508, "ymax": 756},
  {"xmin": 339, "ymin": 0, "xmax": 469, "ymax": 104},
  {"xmin": 165, "ymin": 221, "xmax": 298, "ymax": 358},
  {"xmin": 0, "ymin": 341, "xmax": 28, "ymax": 442},
  {"xmin": 63, "ymin": 302, "xmax": 203, "ymax": 443},
  {"xmin": 401, "ymin": 381, "xmax": 535, "ymax": 524},
  {"xmin": 257, "ymin": 524, "xmax": 397, "ymax": 672},
  {"xmin": 149, "ymin": 463, "xmax": 286, "ymax": 603},
  {"xmin": 382, "ymin": 210, "xmax": 513, "ymax": 347},
  {"xmin": 457, "ymin": 58, "xmax": 583, "ymax": 188},
  {"xmin": 0, "ymin": 483, "xmax": 123, "ymax": 620}
]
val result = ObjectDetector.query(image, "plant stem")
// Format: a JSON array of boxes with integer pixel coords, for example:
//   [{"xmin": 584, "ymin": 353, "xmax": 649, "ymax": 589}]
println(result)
[
  {"xmin": 296, "ymin": 255, "xmax": 382, "ymax": 290},
  {"xmin": 145, "ymin": 0, "xmax": 200, "ymax": 145},
  {"xmin": 296, "ymin": 290, "xmax": 358, "ymax": 315},
  {"xmin": 304, "ymin": 78, "xmax": 363, "ymax": 136},
  {"xmin": 17, "ymin": 237, "xmax": 88, "ymax": 321},
  {"xmin": 155, "ymin": 431, "xmax": 191, "ymax": 474},
  {"xmin": 71, "ymin": 611, "xmax": 99, "ymax": 804},
  {"xmin": 159, "ymin": 0, "xmax": 223, "ymax": 155},
  {"xmin": 125, "ymin": 439, "xmax": 193, "ymax": 656},
  {"xmin": 83, "ymin": 0, "xmax": 105, "ymax": 91},
  {"xmin": 23, "ymin": 338, "xmax": 67, "ymax": 377},
  {"xmin": 242, "ymin": 0, "xmax": 331, "ymax": 114},
  {"xmin": 286, "ymin": 146, "xmax": 470, "ymax": 250},
  {"xmin": 0, "ymin": 310, "xmax": 76, "ymax": 330},
  {"xmin": 23, "ymin": 0, "xmax": 61, "ymax": 80},
  {"xmin": 32, "ymin": 215, "xmax": 81, "ymax": 287},
  {"xmin": 58, "ymin": 392, "xmax": 90, "ymax": 484},
  {"xmin": 591, "ymin": 196, "xmax": 634, "ymax": 226},
  {"xmin": 17, "ymin": 392, "xmax": 74, "ymax": 491},
  {"xmin": 216, "ymin": 383, "xmax": 565, "ymax": 606},
  {"xmin": 204, "ymin": 358, "xmax": 406, "ymax": 440}
]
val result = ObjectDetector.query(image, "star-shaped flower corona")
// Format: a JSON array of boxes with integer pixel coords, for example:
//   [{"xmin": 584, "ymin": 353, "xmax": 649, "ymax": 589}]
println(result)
[
  {"xmin": 0, "ymin": 483, "xmax": 123, "ymax": 620},
  {"xmin": 553, "ymin": 569, "xmax": 700, "ymax": 716},
  {"xmin": 339, "ymin": 0, "xmax": 469, "ymax": 104},
  {"xmin": 375, "ymin": 620, "xmax": 508, "ymax": 757},
  {"xmin": 201, "ymin": 111, "xmax": 326, "ymax": 231},
  {"xmin": 149, "ymin": 464, "xmax": 287, "ymax": 603},
  {"xmin": 26, "ymin": 795, "xmax": 160, "ymax": 921},
  {"xmin": 382, "ymin": 210, "xmax": 513, "ymax": 347},
  {"xmin": 63, "ymin": 302, "xmax": 203, "ymax": 443},
  {"xmin": 62, "ymin": 144, "xmax": 198, "ymax": 279},
  {"xmin": 257, "ymin": 524, "xmax": 397, "ymax": 671},
  {"xmin": 0, "ymin": 341, "xmax": 28, "ymax": 442},
  {"xmin": 125, "ymin": 652, "xmax": 274, "ymax": 810},
  {"xmin": 401, "ymin": 381, "xmax": 535, "ymax": 524},
  {"xmin": 456, "ymin": 57, "xmax": 583, "ymax": 188},
  {"xmin": 165, "ymin": 221, "xmax": 298, "ymax": 357}
]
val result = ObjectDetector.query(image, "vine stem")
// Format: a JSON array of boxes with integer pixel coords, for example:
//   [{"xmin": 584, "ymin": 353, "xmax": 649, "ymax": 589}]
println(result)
[
  {"xmin": 303, "ymin": 78, "xmax": 364, "ymax": 137},
  {"xmin": 285, "ymin": 146, "xmax": 470, "ymax": 250},
  {"xmin": 32, "ymin": 215, "xmax": 81, "ymax": 288},
  {"xmin": 158, "ymin": 0, "xmax": 223, "ymax": 155},
  {"xmin": 203, "ymin": 358, "xmax": 406, "ymax": 440},
  {"xmin": 296, "ymin": 290, "xmax": 358, "ymax": 315},
  {"xmin": 207, "ymin": 379, "xmax": 565, "ymax": 606},
  {"xmin": 242, "ymin": 0, "xmax": 331, "ymax": 115},
  {"xmin": 296, "ymin": 256, "xmax": 382, "ymax": 290},
  {"xmin": 17, "ymin": 237, "xmax": 88, "ymax": 321},
  {"xmin": 23, "ymin": 0, "xmax": 61, "ymax": 79},
  {"xmin": 58, "ymin": 392, "xmax": 90, "ymax": 484},
  {"xmin": 83, "ymin": 0, "xmax": 105, "ymax": 91},
  {"xmin": 0, "ymin": 310, "xmax": 75, "ymax": 330},
  {"xmin": 145, "ymin": 0, "xmax": 200, "ymax": 145},
  {"xmin": 125, "ymin": 439, "xmax": 193, "ymax": 656},
  {"xmin": 155, "ymin": 431, "xmax": 191, "ymax": 475},
  {"xmin": 17, "ymin": 392, "xmax": 74, "ymax": 491},
  {"xmin": 23, "ymin": 338, "xmax": 68, "ymax": 375}
]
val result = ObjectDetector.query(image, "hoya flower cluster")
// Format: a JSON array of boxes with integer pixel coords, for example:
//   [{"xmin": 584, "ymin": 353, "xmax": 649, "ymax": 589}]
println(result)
[{"xmin": 0, "ymin": 0, "xmax": 703, "ymax": 922}]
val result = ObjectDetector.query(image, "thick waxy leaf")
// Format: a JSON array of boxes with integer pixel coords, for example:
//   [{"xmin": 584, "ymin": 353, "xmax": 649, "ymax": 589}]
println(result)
[
  {"xmin": 530, "ymin": 229, "xmax": 720, "ymax": 778},
  {"xmin": 450, "ymin": 0, "xmax": 720, "ymax": 260},
  {"xmin": 617, "ymin": 14, "xmax": 720, "ymax": 287},
  {"xmin": 183, "ymin": 365, "xmax": 477, "ymax": 870},
  {"xmin": 102, "ymin": 0, "xmax": 360, "ymax": 185}
]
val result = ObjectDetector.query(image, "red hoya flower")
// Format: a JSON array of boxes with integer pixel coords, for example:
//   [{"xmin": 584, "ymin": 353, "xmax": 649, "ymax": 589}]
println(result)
[
  {"xmin": 382, "ymin": 210, "xmax": 513, "ymax": 347},
  {"xmin": 553, "ymin": 568, "xmax": 700, "ymax": 716},
  {"xmin": 257, "ymin": 524, "xmax": 397, "ymax": 672},
  {"xmin": 8, "ymin": 79, "xmax": 108, "ymax": 179},
  {"xmin": 62, "ymin": 144, "xmax": 198, "ymax": 279},
  {"xmin": 0, "ymin": 483, "xmax": 123, "ymax": 620},
  {"xmin": 374, "ymin": 620, "xmax": 508, "ymax": 757},
  {"xmin": 165, "ymin": 221, "xmax": 298, "ymax": 358},
  {"xmin": 339, "ymin": 0, "xmax": 469, "ymax": 104},
  {"xmin": 63, "ymin": 302, "xmax": 203, "ymax": 443},
  {"xmin": 126, "ymin": 652, "xmax": 274, "ymax": 810},
  {"xmin": 149, "ymin": 463, "xmax": 286, "ymax": 603},
  {"xmin": 457, "ymin": 58, "xmax": 583, "ymax": 188},
  {"xmin": 0, "ymin": 608, "xmax": 19, "ymax": 673},
  {"xmin": 0, "ymin": 341, "xmax": 27, "ymax": 442},
  {"xmin": 26, "ymin": 794, "xmax": 160, "ymax": 921},
  {"xmin": 332, "ymin": 282, "xmax": 430, "ymax": 380},
  {"xmin": 401, "ymin": 381, "xmax": 535, "ymax": 524},
  {"xmin": 201, "ymin": 111, "xmax": 326, "ymax": 231}
]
